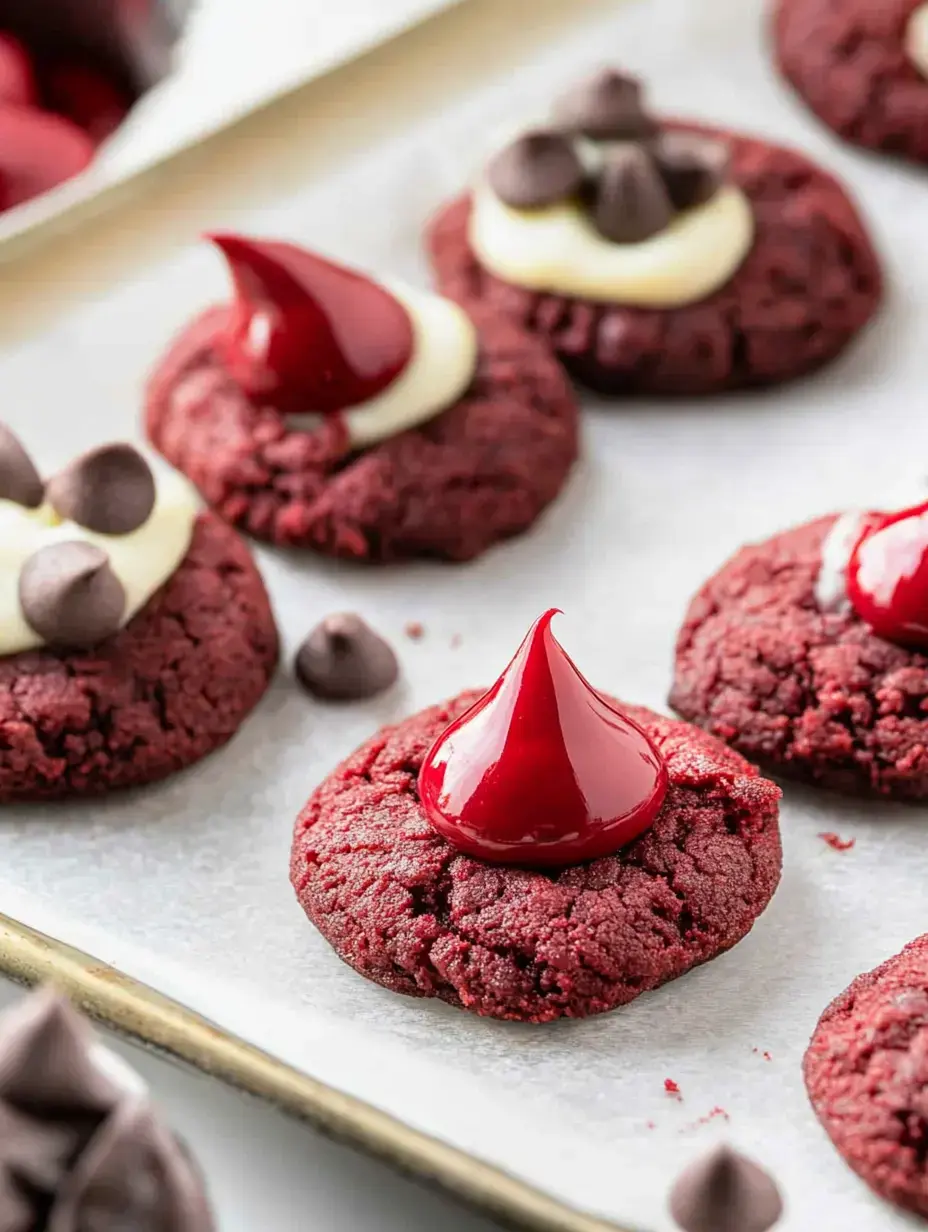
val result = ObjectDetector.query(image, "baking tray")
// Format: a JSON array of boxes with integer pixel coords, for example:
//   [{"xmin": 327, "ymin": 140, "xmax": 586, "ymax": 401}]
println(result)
[
  {"xmin": 0, "ymin": 0, "xmax": 926, "ymax": 1229},
  {"xmin": 0, "ymin": 0, "xmax": 467, "ymax": 254}
]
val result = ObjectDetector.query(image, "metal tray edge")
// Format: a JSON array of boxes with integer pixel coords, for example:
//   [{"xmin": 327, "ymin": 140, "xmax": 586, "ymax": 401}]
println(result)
[{"xmin": 0, "ymin": 912, "xmax": 633, "ymax": 1232}]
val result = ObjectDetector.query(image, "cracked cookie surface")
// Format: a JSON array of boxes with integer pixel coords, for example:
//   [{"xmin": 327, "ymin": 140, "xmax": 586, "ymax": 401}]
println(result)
[
  {"xmin": 773, "ymin": 0, "xmax": 928, "ymax": 163},
  {"xmin": 426, "ymin": 125, "xmax": 882, "ymax": 396},
  {"xmin": 671, "ymin": 515, "xmax": 928, "ymax": 799},
  {"xmin": 145, "ymin": 307, "xmax": 578, "ymax": 562},
  {"xmin": 289, "ymin": 692, "xmax": 781, "ymax": 1022},
  {"xmin": 0, "ymin": 512, "xmax": 278, "ymax": 800},
  {"xmin": 804, "ymin": 932, "xmax": 928, "ymax": 1219}
]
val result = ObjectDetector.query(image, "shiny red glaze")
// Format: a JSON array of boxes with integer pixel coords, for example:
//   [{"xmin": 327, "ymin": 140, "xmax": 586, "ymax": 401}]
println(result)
[
  {"xmin": 208, "ymin": 233, "xmax": 415, "ymax": 416},
  {"xmin": 0, "ymin": 105, "xmax": 94, "ymax": 209},
  {"xmin": 848, "ymin": 500, "xmax": 928, "ymax": 649},
  {"xmin": 0, "ymin": 33, "xmax": 36, "ymax": 107},
  {"xmin": 44, "ymin": 64, "xmax": 130, "ymax": 144},
  {"xmin": 418, "ymin": 610, "xmax": 668, "ymax": 867}
]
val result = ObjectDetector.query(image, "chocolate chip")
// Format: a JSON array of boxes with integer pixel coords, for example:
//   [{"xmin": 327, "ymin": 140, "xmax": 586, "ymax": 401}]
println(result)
[
  {"xmin": 669, "ymin": 1145, "xmax": 783, "ymax": 1232},
  {"xmin": 295, "ymin": 614, "xmax": 399, "ymax": 701},
  {"xmin": 19, "ymin": 542, "xmax": 126, "ymax": 649},
  {"xmin": 0, "ymin": 423, "xmax": 43, "ymax": 509},
  {"xmin": 654, "ymin": 132, "xmax": 731, "ymax": 211},
  {"xmin": 486, "ymin": 130, "xmax": 585, "ymax": 209},
  {"xmin": 553, "ymin": 68, "xmax": 656, "ymax": 141},
  {"xmin": 592, "ymin": 144, "xmax": 673, "ymax": 243},
  {"xmin": 46, "ymin": 444, "xmax": 156, "ymax": 535}
]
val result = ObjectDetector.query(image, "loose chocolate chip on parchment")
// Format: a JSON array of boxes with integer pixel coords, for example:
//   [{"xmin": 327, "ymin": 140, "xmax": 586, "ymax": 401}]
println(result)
[
  {"xmin": 669, "ymin": 1145, "xmax": 783, "ymax": 1232},
  {"xmin": 654, "ymin": 132, "xmax": 731, "ymax": 211},
  {"xmin": 592, "ymin": 144, "xmax": 673, "ymax": 243},
  {"xmin": 486, "ymin": 130, "xmax": 585, "ymax": 209},
  {"xmin": 19, "ymin": 541, "xmax": 126, "ymax": 649},
  {"xmin": 295, "ymin": 614, "xmax": 399, "ymax": 701},
  {"xmin": 553, "ymin": 68, "xmax": 657, "ymax": 141},
  {"xmin": 0, "ymin": 423, "xmax": 44, "ymax": 509},
  {"xmin": 46, "ymin": 443, "xmax": 156, "ymax": 535}
]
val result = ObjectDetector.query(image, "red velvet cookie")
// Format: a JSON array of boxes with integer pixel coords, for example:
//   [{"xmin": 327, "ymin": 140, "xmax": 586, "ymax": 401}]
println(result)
[
  {"xmin": 145, "ymin": 237, "xmax": 578, "ymax": 562},
  {"xmin": 671, "ymin": 504, "xmax": 928, "ymax": 799},
  {"xmin": 291, "ymin": 614, "xmax": 781, "ymax": 1022},
  {"xmin": 1, "ymin": 512, "xmax": 277, "ymax": 801},
  {"xmin": 427, "ymin": 73, "xmax": 881, "ymax": 396},
  {"xmin": 803, "ymin": 933, "xmax": 928, "ymax": 1219},
  {"xmin": 773, "ymin": 0, "xmax": 928, "ymax": 164}
]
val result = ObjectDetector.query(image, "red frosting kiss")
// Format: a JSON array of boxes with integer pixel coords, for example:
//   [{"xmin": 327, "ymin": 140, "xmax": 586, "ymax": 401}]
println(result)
[
  {"xmin": 418, "ymin": 610, "xmax": 668, "ymax": 867},
  {"xmin": 208, "ymin": 233, "xmax": 415, "ymax": 416},
  {"xmin": 0, "ymin": 33, "xmax": 36, "ymax": 107},
  {"xmin": 0, "ymin": 105, "xmax": 94, "ymax": 210},
  {"xmin": 848, "ymin": 500, "xmax": 928, "ymax": 649}
]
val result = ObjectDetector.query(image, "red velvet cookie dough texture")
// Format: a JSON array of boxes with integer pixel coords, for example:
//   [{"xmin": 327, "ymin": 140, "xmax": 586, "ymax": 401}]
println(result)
[
  {"xmin": 146, "ymin": 304, "xmax": 578, "ymax": 562},
  {"xmin": 804, "ymin": 933, "xmax": 928, "ymax": 1219},
  {"xmin": 773, "ymin": 0, "xmax": 928, "ymax": 163},
  {"xmin": 0, "ymin": 513, "xmax": 278, "ymax": 800},
  {"xmin": 427, "ymin": 127, "xmax": 882, "ymax": 396},
  {"xmin": 289, "ymin": 693, "xmax": 781, "ymax": 1022},
  {"xmin": 671, "ymin": 515, "xmax": 928, "ymax": 798}
]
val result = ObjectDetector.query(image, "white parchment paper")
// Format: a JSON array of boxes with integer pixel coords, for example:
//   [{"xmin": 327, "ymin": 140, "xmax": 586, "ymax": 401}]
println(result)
[{"xmin": 0, "ymin": 1, "xmax": 926, "ymax": 1228}]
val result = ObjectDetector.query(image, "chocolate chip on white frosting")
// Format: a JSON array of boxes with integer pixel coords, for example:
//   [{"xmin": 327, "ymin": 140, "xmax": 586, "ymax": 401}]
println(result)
[
  {"xmin": 553, "ymin": 68, "xmax": 656, "ymax": 141},
  {"xmin": 486, "ymin": 130, "xmax": 585, "ymax": 209},
  {"xmin": 0, "ymin": 422, "xmax": 43, "ymax": 509},
  {"xmin": 47, "ymin": 444, "xmax": 156, "ymax": 535},
  {"xmin": 19, "ymin": 541, "xmax": 126, "ymax": 649},
  {"xmin": 593, "ymin": 144, "xmax": 674, "ymax": 243}
]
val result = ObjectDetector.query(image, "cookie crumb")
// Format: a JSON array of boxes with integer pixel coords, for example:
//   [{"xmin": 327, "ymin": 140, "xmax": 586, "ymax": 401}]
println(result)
[
  {"xmin": 404, "ymin": 621, "xmax": 424, "ymax": 640},
  {"xmin": 646, "ymin": 1120, "xmax": 656, "ymax": 1130},
  {"xmin": 752, "ymin": 1048, "xmax": 773, "ymax": 1061},
  {"xmin": 683, "ymin": 1106, "xmax": 730, "ymax": 1132},
  {"xmin": 664, "ymin": 1078, "xmax": 682, "ymax": 1101},
  {"xmin": 819, "ymin": 831, "xmax": 855, "ymax": 851},
  {"xmin": 450, "ymin": 633, "xmax": 462, "ymax": 648}
]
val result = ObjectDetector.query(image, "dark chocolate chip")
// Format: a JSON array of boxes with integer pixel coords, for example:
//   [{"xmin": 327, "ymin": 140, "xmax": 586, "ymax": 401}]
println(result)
[
  {"xmin": 46, "ymin": 444, "xmax": 156, "ymax": 535},
  {"xmin": 19, "ymin": 542, "xmax": 126, "ymax": 649},
  {"xmin": 592, "ymin": 144, "xmax": 674, "ymax": 243},
  {"xmin": 486, "ymin": 130, "xmax": 585, "ymax": 209},
  {"xmin": 295, "ymin": 614, "xmax": 399, "ymax": 701},
  {"xmin": 654, "ymin": 132, "xmax": 731, "ymax": 211},
  {"xmin": 552, "ymin": 68, "xmax": 656, "ymax": 141},
  {"xmin": 0, "ymin": 423, "xmax": 43, "ymax": 509},
  {"xmin": 669, "ymin": 1145, "xmax": 783, "ymax": 1232}
]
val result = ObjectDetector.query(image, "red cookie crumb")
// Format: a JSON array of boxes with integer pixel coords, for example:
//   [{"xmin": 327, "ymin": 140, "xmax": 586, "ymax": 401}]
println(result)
[
  {"xmin": 773, "ymin": 0, "xmax": 928, "ymax": 165},
  {"xmin": 426, "ymin": 124, "xmax": 881, "ymax": 396},
  {"xmin": 290, "ymin": 695, "xmax": 781, "ymax": 1022},
  {"xmin": 819, "ymin": 832, "xmax": 856, "ymax": 851},
  {"xmin": 665, "ymin": 1078, "xmax": 683, "ymax": 1100},
  {"xmin": 404, "ymin": 621, "xmax": 425, "ymax": 640},
  {"xmin": 804, "ymin": 933, "xmax": 928, "ymax": 1218},
  {"xmin": 0, "ymin": 513, "xmax": 278, "ymax": 800},
  {"xmin": 671, "ymin": 514, "xmax": 928, "ymax": 799}
]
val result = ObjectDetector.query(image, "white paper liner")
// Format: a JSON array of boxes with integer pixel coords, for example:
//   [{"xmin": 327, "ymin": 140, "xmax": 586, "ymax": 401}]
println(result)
[{"xmin": 0, "ymin": 1, "xmax": 926, "ymax": 1228}]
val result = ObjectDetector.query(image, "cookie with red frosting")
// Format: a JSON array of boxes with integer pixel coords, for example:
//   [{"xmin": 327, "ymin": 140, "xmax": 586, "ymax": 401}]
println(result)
[
  {"xmin": 290, "ymin": 612, "xmax": 782, "ymax": 1022},
  {"xmin": 773, "ymin": 0, "xmax": 928, "ymax": 164},
  {"xmin": 0, "ymin": 429, "xmax": 277, "ymax": 800},
  {"xmin": 145, "ymin": 235, "xmax": 579, "ymax": 562},
  {"xmin": 426, "ymin": 68, "xmax": 882, "ymax": 396},
  {"xmin": 671, "ymin": 500, "xmax": 928, "ymax": 798},
  {"xmin": 803, "ymin": 933, "xmax": 928, "ymax": 1219}
]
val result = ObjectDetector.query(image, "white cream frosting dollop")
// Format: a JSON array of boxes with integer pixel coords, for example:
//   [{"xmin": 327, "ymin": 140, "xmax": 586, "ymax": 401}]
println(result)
[
  {"xmin": 0, "ymin": 464, "xmax": 199, "ymax": 656},
  {"xmin": 814, "ymin": 511, "xmax": 867, "ymax": 612},
  {"xmin": 468, "ymin": 179, "xmax": 755, "ymax": 307},
  {"xmin": 906, "ymin": 4, "xmax": 928, "ymax": 79},
  {"xmin": 288, "ymin": 282, "xmax": 479, "ymax": 448}
]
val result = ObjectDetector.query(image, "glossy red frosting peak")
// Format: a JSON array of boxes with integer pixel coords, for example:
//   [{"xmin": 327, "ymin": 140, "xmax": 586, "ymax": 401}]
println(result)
[
  {"xmin": 848, "ymin": 500, "xmax": 928, "ymax": 649},
  {"xmin": 418, "ymin": 610, "xmax": 668, "ymax": 867},
  {"xmin": 208, "ymin": 233, "xmax": 415, "ymax": 415}
]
